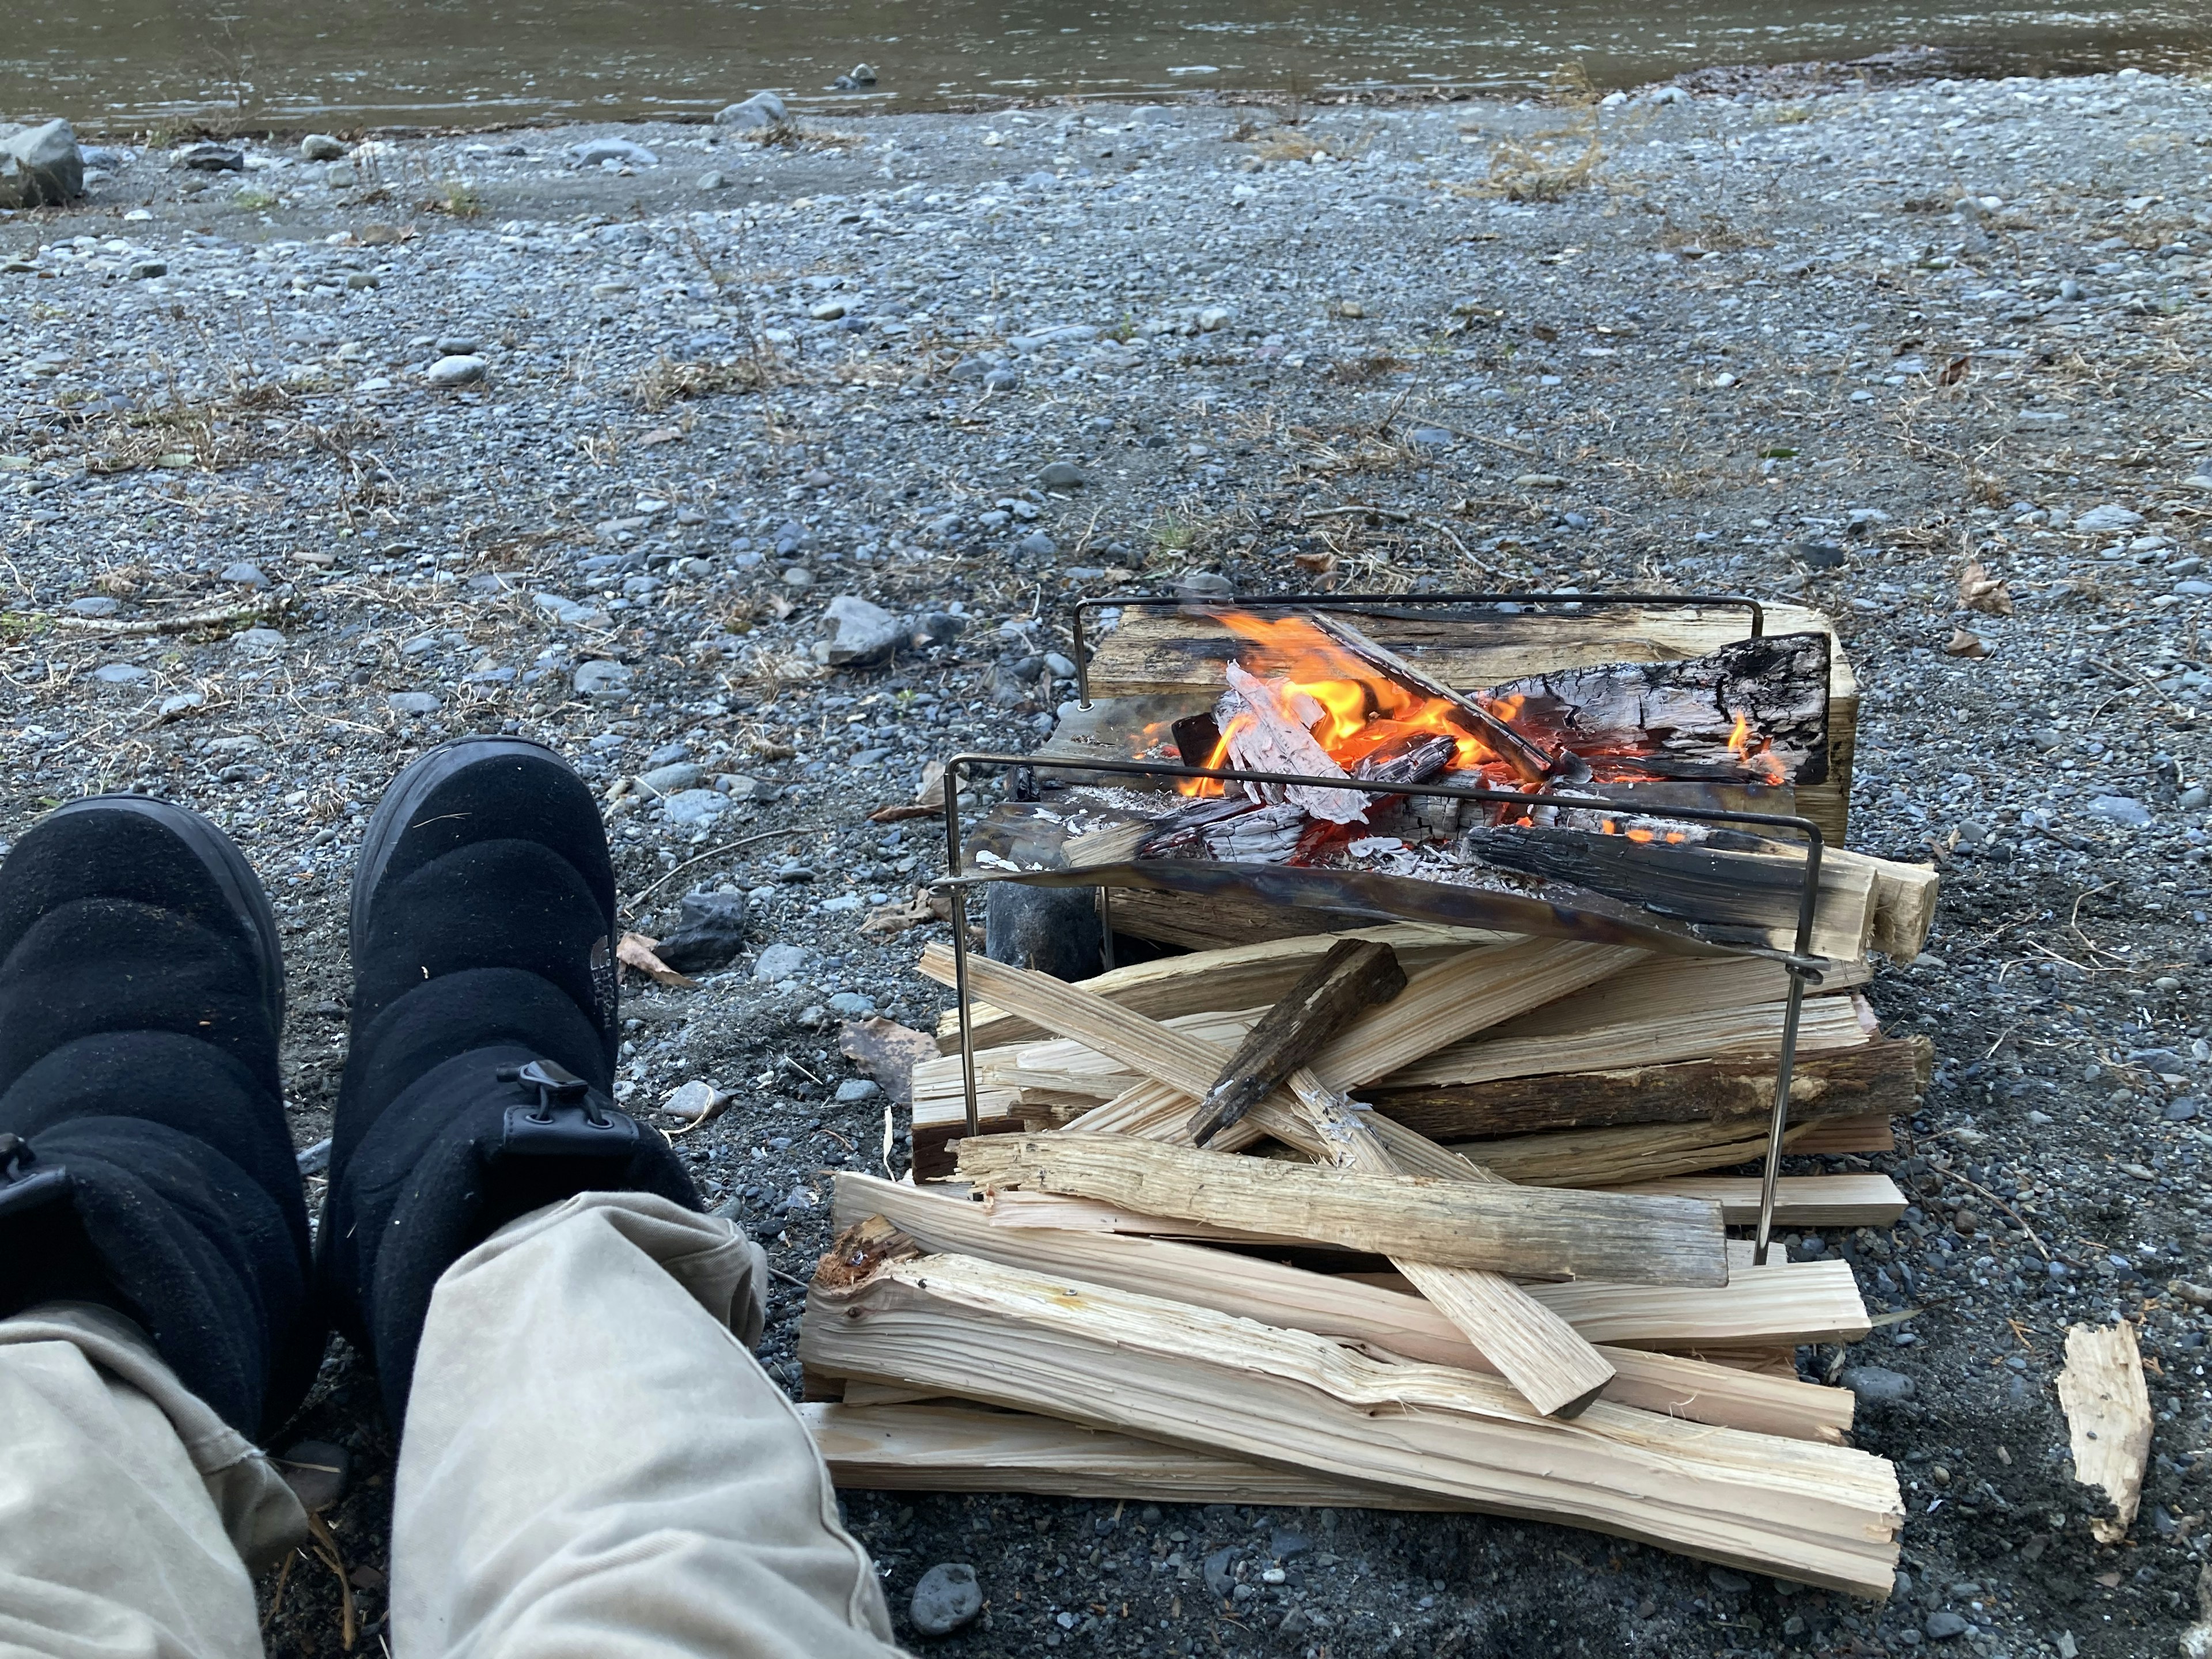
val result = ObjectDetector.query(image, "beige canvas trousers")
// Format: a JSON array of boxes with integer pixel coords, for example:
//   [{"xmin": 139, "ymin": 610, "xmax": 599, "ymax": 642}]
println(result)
[{"xmin": 0, "ymin": 1192, "xmax": 904, "ymax": 1659}]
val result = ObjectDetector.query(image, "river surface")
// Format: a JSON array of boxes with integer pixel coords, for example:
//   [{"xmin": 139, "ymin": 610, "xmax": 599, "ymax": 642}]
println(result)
[{"xmin": 5, "ymin": 0, "xmax": 2206, "ymax": 130}]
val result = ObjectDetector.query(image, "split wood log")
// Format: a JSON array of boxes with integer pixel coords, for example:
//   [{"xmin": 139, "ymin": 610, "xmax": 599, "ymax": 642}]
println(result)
[
  {"xmin": 956, "ymin": 1186, "xmax": 1873, "ymax": 1344},
  {"xmin": 802, "ymin": 1401, "xmax": 1478, "ymax": 1510},
  {"xmin": 1601, "ymin": 1174, "xmax": 1907, "ymax": 1228},
  {"xmin": 1786, "ymin": 1113, "xmax": 1895, "ymax": 1154},
  {"xmin": 933, "ymin": 923, "xmax": 1510, "ymax": 1052},
  {"xmin": 1189, "ymin": 938, "xmax": 1407, "ymax": 1145},
  {"xmin": 801, "ymin": 1245, "xmax": 1902, "ymax": 1594},
  {"xmin": 835, "ymin": 1175, "xmax": 1856, "ymax": 1440},
  {"xmin": 1217, "ymin": 661, "xmax": 1371, "ymax": 823},
  {"xmin": 1369, "ymin": 1036, "xmax": 1928, "ymax": 1141},
  {"xmin": 2057, "ymin": 1321, "xmax": 2153, "ymax": 1544},
  {"xmin": 952, "ymin": 1132, "xmax": 1730, "ymax": 1286},
  {"xmin": 1377, "ymin": 991, "xmax": 1875, "ymax": 1093},
  {"xmin": 1447, "ymin": 1115, "xmax": 1878, "ymax": 1189},
  {"xmin": 1483, "ymin": 632, "xmax": 1830, "ymax": 786}
]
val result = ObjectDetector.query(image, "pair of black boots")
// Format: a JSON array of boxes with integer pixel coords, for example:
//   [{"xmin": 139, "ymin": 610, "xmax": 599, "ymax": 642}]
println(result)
[{"xmin": 0, "ymin": 738, "xmax": 699, "ymax": 1439}]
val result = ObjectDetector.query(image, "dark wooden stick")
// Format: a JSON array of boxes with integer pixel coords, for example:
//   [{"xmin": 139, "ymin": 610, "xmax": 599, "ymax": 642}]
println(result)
[
  {"xmin": 1302, "ymin": 612, "xmax": 1569, "ymax": 785},
  {"xmin": 1188, "ymin": 938, "xmax": 1407, "ymax": 1145}
]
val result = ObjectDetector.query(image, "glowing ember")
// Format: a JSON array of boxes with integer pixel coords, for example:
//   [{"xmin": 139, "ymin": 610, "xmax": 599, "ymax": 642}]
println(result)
[{"xmin": 1725, "ymin": 709, "xmax": 1789, "ymax": 786}]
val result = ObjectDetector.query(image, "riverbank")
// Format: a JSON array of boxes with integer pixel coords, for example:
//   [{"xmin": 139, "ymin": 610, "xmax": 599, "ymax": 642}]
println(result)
[{"xmin": 5, "ymin": 67, "xmax": 2211, "ymax": 1658}]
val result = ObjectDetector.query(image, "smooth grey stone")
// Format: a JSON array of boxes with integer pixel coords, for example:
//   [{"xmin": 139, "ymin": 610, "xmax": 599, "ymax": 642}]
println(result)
[
  {"xmin": 1407, "ymin": 425, "xmax": 1455, "ymax": 450},
  {"xmin": 716, "ymin": 774, "xmax": 778, "ymax": 801},
  {"xmin": 1841, "ymin": 1366, "xmax": 1916, "ymax": 1403},
  {"xmin": 2166, "ymin": 1098, "xmax": 2201, "ymax": 1122},
  {"xmin": 822, "ymin": 594, "xmax": 903, "ymax": 666},
  {"xmin": 570, "ymin": 137, "xmax": 658, "ymax": 166},
  {"xmin": 639, "ymin": 762, "xmax": 704, "ymax": 797},
  {"xmin": 696, "ymin": 170, "xmax": 728, "ymax": 191},
  {"xmin": 1203, "ymin": 1547, "xmax": 1239, "ymax": 1600},
  {"xmin": 715, "ymin": 92, "xmax": 789, "ymax": 129},
  {"xmin": 387, "ymin": 691, "xmax": 441, "ymax": 715},
  {"xmin": 2073, "ymin": 503, "xmax": 2142, "ymax": 533},
  {"xmin": 296, "ymin": 1138, "xmax": 332, "ymax": 1176},
  {"xmin": 426, "ymin": 354, "xmax": 488, "ymax": 388},
  {"xmin": 128, "ymin": 259, "xmax": 166, "ymax": 280},
  {"xmin": 67, "ymin": 596, "xmax": 119, "ymax": 616},
  {"xmin": 434, "ymin": 335, "xmax": 480, "ymax": 357},
  {"xmin": 0, "ymin": 119, "xmax": 84, "ymax": 207},
  {"xmin": 835, "ymin": 1078, "xmax": 881, "ymax": 1103},
  {"xmin": 1016, "ymin": 531, "xmax": 1056, "ymax": 557},
  {"xmin": 158, "ymin": 691, "xmax": 204, "ymax": 717},
  {"xmin": 907, "ymin": 612, "xmax": 965, "ymax": 648},
  {"xmin": 986, "ymin": 884, "xmax": 1101, "ymax": 980},
  {"xmin": 827, "ymin": 991, "xmax": 876, "ymax": 1017},
  {"xmin": 2180, "ymin": 785, "xmax": 2210, "ymax": 810},
  {"xmin": 752, "ymin": 942, "xmax": 812, "ymax": 982},
  {"xmin": 982, "ymin": 366, "xmax": 1021, "ymax": 391},
  {"xmin": 1925, "ymin": 1611, "xmax": 1968, "ymax": 1639},
  {"xmin": 92, "ymin": 663, "xmax": 150, "ymax": 684},
  {"xmin": 176, "ymin": 142, "xmax": 244, "ymax": 172},
  {"xmin": 909, "ymin": 1562, "xmax": 981, "ymax": 1637},
  {"xmin": 1134, "ymin": 105, "xmax": 1175, "ymax": 124},
  {"xmin": 1174, "ymin": 570, "xmax": 1234, "ymax": 603},
  {"xmin": 300, "ymin": 134, "xmax": 347, "ymax": 161},
  {"xmin": 275, "ymin": 1439, "xmax": 350, "ymax": 1512},
  {"xmin": 647, "ymin": 740, "xmax": 692, "ymax": 766},
  {"xmin": 573, "ymin": 659, "xmax": 633, "ymax": 698},
  {"xmin": 232, "ymin": 628, "xmax": 286, "ymax": 658},
  {"xmin": 1709, "ymin": 1568, "xmax": 1752, "ymax": 1594},
  {"xmin": 2088, "ymin": 794, "xmax": 2152, "ymax": 828},
  {"xmin": 220, "ymin": 561, "xmax": 269, "ymax": 588},
  {"xmin": 660, "ymin": 788, "xmax": 730, "ymax": 824},
  {"xmin": 1270, "ymin": 1530, "xmax": 1310, "ymax": 1559},
  {"xmin": 1039, "ymin": 460, "xmax": 1086, "ymax": 489}
]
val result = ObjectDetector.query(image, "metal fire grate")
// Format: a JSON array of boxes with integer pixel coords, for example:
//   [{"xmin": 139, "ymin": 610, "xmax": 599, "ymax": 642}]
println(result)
[{"xmin": 931, "ymin": 588, "xmax": 1831, "ymax": 1257}]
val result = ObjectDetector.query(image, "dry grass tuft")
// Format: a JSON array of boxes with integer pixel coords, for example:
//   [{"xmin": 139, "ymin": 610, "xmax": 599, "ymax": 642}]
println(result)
[
  {"xmin": 1482, "ymin": 130, "xmax": 1603, "ymax": 202},
  {"xmin": 628, "ymin": 354, "xmax": 789, "ymax": 412}
]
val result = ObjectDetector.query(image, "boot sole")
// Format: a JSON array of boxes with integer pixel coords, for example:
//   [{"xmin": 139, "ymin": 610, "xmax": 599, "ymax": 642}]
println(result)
[
  {"xmin": 44, "ymin": 795, "xmax": 285, "ymax": 1030},
  {"xmin": 349, "ymin": 736, "xmax": 580, "ymax": 962}
]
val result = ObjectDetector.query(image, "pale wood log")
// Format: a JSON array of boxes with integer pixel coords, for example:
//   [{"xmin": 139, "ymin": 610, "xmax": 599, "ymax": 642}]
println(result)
[
  {"xmin": 1478, "ymin": 949, "xmax": 1870, "ymax": 1040},
  {"xmin": 1373, "ymin": 1037, "xmax": 1927, "ymax": 1141},
  {"xmin": 835, "ymin": 1175, "xmax": 1854, "ymax": 1440},
  {"xmin": 1448, "ymin": 1117, "xmax": 1847, "ymax": 1188},
  {"xmin": 2058, "ymin": 1321, "xmax": 2153, "ymax": 1544},
  {"xmin": 933, "ymin": 923, "xmax": 1509, "ymax": 1052},
  {"xmin": 1601, "ymin": 1174, "xmax": 1907, "ymax": 1228},
  {"xmin": 1217, "ymin": 660, "xmax": 1373, "ymax": 821},
  {"xmin": 1866, "ymin": 859, "xmax": 1940, "ymax": 961},
  {"xmin": 954, "ymin": 1132, "xmax": 1728, "ymax": 1286},
  {"xmin": 801, "ymin": 1249, "xmax": 1902, "ymax": 1595},
  {"xmin": 802, "ymin": 1401, "xmax": 1476, "ymax": 1510},
  {"xmin": 1380, "ymin": 993, "xmax": 1873, "ymax": 1092},
  {"xmin": 1788, "ymin": 1114, "xmax": 1896, "ymax": 1154}
]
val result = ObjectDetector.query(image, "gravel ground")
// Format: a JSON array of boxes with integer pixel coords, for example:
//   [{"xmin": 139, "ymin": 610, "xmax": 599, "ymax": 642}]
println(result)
[{"xmin": 6, "ymin": 58, "xmax": 2212, "ymax": 1659}]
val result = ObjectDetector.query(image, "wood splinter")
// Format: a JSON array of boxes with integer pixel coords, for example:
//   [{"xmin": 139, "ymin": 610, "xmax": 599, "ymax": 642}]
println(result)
[{"xmin": 1190, "ymin": 938, "xmax": 1407, "ymax": 1146}]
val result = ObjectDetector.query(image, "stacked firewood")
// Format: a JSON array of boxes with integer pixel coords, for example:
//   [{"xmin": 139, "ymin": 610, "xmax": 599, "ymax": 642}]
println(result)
[{"xmin": 798, "ymin": 908, "xmax": 1931, "ymax": 1596}]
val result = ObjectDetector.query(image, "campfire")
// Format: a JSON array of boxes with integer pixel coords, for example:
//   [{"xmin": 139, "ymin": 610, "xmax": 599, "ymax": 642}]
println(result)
[{"xmin": 794, "ymin": 593, "xmax": 1935, "ymax": 1599}]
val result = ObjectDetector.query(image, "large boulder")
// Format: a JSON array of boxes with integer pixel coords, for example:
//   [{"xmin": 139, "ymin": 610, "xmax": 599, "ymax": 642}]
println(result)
[
  {"xmin": 715, "ymin": 92, "xmax": 789, "ymax": 129},
  {"xmin": 0, "ymin": 120, "xmax": 84, "ymax": 209}
]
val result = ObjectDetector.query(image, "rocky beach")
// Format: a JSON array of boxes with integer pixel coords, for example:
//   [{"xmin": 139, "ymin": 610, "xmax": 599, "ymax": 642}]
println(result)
[{"xmin": 5, "ymin": 59, "xmax": 2212, "ymax": 1658}]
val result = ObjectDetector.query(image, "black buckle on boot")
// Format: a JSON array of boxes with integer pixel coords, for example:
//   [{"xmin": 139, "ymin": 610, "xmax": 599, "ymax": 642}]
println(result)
[
  {"xmin": 0, "ymin": 1131, "xmax": 73, "ymax": 1220},
  {"xmin": 497, "ymin": 1059, "xmax": 640, "ymax": 1156}
]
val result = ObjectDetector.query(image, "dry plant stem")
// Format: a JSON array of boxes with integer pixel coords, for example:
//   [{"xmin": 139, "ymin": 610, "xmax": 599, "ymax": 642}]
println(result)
[
  {"xmin": 305, "ymin": 1510, "xmax": 358, "ymax": 1653},
  {"xmin": 54, "ymin": 597, "xmax": 284, "ymax": 637}
]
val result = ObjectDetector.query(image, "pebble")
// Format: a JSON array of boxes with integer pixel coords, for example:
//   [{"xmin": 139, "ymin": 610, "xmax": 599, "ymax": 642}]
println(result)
[
  {"xmin": 157, "ymin": 691, "xmax": 204, "ymax": 718},
  {"xmin": 426, "ymin": 354, "xmax": 488, "ymax": 388},
  {"xmin": 696, "ymin": 171, "xmax": 728, "ymax": 192},
  {"xmin": 835, "ymin": 1078, "xmax": 881, "ymax": 1103},
  {"xmin": 220, "ymin": 561, "xmax": 269, "ymax": 588},
  {"xmin": 66, "ymin": 596, "xmax": 119, "ymax": 617},
  {"xmin": 908, "ymin": 1562, "xmax": 982, "ymax": 1637},
  {"xmin": 176, "ymin": 143, "xmax": 244, "ymax": 172},
  {"xmin": 1407, "ymin": 426, "xmax": 1455, "ymax": 450},
  {"xmin": 1038, "ymin": 461, "xmax": 1087, "ymax": 490},
  {"xmin": 640, "ymin": 762, "xmax": 704, "ymax": 796},
  {"xmin": 655, "ymin": 890, "xmax": 751, "ymax": 972},
  {"xmin": 821, "ymin": 594, "xmax": 904, "ymax": 666},
  {"xmin": 0, "ymin": 119, "xmax": 84, "ymax": 207},
  {"xmin": 387, "ymin": 691, "xmax": 441, "ymax": 715},
  {"xmin": 300, "ymin": 134, "xmax": 347, "ymax": 162},
  {"xmin": 570, "ymin": 137, "xmax": 658, "ymax": 168},
  {"xmin": 660, "ymin": 788, "xmax": 730, "ymax": 824},
  {"xmin": 1841, "ymin": 1366, "xmax": 1916, "ymax": 1403},
  {"xmin": 715, "ymin": 92, "xmax": 789, "ymax": 130},
  {"xmin": 1925, "ymin": 1611, "xmax": 1969, "ymax": 1639},
  {"xmin": 232, "ymin": 628, "xmax": 286, "ymax": 658},
  {"xmin": 2087, "ymin": 794, "xmax": 2152, "ymax": 828},
  {"xmin": 573, "ymin": 660, "xmax": 632, "ymax": 699},
  {"xmin": 752, "ymin": 942, "xmax": 812, "ymax": 982},
  {"xmin": 1016, "ymin": 531, "xmax": 1057, "ymax": 558},
  {"xmin": 827, "ymin": 990, "xmax": 876, "ymax": 1017},
  {"xmin": 90, "ymin": 663, "xmax": 149, "ymax": 684},
  {"xmin": 2072, "ymin": 503, "xmax": 2142, "ymax": 533}
]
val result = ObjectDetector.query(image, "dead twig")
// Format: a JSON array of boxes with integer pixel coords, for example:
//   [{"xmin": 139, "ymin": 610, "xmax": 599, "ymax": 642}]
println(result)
[{"xmin": 52, "ymin": 597, "xmax": 286, "ymax": 637}]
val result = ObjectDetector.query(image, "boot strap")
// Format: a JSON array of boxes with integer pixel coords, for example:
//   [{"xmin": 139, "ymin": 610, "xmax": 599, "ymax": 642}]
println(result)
[
  {"xmin": 0, "ymin": 1131, "xmax": 73, "ymax": 1219},
  {"xmin": 497, "ymin": 1059, "xmax": 639, "ymax": 1157}
]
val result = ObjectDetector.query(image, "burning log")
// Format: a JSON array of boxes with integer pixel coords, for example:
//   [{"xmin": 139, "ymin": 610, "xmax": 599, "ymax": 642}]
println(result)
[{"xmin": 1216, "ymin": 661, "xmax": 1373, "ymax": 823}]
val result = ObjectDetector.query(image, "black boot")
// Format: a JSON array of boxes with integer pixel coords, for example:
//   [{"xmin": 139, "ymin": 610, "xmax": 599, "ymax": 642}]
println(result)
[
  {"xmin": 0, "ymin": 797, "xmax": 322, "ymax": 1438},
  {"xmin": 320, "ymin": 737, "xmax": 698, "ymax": 1425}
]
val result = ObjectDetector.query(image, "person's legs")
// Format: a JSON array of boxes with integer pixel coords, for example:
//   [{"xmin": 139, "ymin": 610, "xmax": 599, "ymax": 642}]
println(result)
[
  {"xmin": 0, "ymin": 798, "xmax": 320, "ymax": 1657},
  {"xmin": 392, "ymin": 1194, "xmax": 898, "ymax": 1659},
  {"xmin": 320, "ymin": 737, "xmax": 901, "ymax": 1658}
]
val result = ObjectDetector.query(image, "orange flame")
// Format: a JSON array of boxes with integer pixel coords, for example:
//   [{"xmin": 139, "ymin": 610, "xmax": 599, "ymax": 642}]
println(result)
[{"xmin": 1725, "ymin": 708, "xmax": 1788, "ymax": 786}]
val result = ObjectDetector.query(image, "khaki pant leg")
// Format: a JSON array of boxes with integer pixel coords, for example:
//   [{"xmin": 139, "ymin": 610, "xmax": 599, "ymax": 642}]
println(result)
[
  {"xmin": 0, "ymin": 1303, "xmax": 306, "ymax": 1659},
  {"xmin": 391, "ymin": 1192, "xmax": 904, "ymax": 1659}
]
